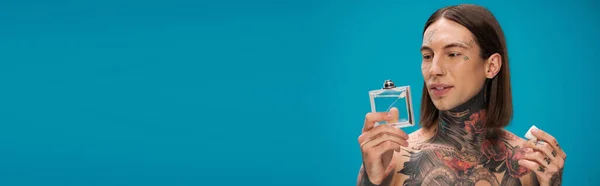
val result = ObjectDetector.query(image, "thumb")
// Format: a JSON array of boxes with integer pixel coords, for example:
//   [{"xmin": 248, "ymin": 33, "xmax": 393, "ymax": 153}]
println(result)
[{"xmin": 388, "ymin": 107, "xmax": 400, "ymax": 124}]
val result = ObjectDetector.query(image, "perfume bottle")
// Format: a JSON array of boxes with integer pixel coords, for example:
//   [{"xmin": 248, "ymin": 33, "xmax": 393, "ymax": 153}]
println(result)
[{"xmin": 368, "ymin": 80, "xmax": 415, "ymax": 128}]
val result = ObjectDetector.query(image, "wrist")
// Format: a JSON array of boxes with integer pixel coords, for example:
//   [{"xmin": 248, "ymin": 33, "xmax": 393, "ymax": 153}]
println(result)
[
  {"xmin": 360, "ymin": 169, "xmax": 379, "ymax": 186},
  {"xmin": 359, "ymin": 168, "xmax": 393, "ymax": 186}
]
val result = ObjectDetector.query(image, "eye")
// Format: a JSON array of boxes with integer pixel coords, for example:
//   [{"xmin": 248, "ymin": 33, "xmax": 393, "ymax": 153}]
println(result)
[
  {"xmin": 422, "ymin": 54, "xmax": 433, "ymax": 60},
  {"xmin": 448, "ymin": 53, "xmax": 461, "ymax": 57}
]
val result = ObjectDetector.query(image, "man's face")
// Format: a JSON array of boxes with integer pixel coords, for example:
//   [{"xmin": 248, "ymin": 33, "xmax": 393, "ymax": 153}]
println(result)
[{"xmin": 421, "ymin": 18, "xmax": 488, "ymax": 111}]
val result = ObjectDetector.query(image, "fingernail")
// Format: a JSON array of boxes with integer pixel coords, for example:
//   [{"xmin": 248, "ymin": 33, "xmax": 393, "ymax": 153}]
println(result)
[
  {"xmin": 518, "ymin": 160, "xmax": 524, "ymax": 165},
  {"xmin": 532, "ymin": 128, "xmax": 539, "ymax": 133}
]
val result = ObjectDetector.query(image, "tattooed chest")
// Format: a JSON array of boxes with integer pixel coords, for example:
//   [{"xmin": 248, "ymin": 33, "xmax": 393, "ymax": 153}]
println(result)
[
  {"xmin": 398, "ymin": 145, "xmax": 530, "ymax": 186},
  {"xmin": 399, "ymin": 148, "xmax": 492, "ymax": 185}
]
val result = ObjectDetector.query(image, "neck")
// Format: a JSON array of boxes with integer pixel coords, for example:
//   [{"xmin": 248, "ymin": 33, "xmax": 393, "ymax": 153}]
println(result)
[{"xmin": 433, "ymin": 87, "xmax": 489, "ymax": 153}]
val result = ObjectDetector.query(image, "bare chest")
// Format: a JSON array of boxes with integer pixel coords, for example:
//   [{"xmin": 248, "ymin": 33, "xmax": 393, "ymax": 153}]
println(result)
[{"xmin": 396, "ymin": 143, "xmax": 529, "ymax": 186}]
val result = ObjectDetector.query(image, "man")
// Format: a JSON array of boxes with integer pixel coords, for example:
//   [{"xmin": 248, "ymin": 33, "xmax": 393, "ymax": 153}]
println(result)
[{"xmin": 357, "ymin": 4, "xmax": 566, "ymax": 186}]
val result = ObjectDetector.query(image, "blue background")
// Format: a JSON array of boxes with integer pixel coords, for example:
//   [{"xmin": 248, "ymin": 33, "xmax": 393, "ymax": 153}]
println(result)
[{"xmin": 0, "ymin": 0, "xmax": 598, "ymax": 185}]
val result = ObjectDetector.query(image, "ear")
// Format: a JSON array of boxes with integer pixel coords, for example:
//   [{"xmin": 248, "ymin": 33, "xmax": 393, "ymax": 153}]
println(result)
[{"xmin": 485, "ymin": 53, "xmax": 502, "ymax": 79}]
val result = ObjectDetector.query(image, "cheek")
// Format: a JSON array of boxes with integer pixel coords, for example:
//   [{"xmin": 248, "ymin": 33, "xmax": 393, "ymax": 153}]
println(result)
[
  {"xmin": 421, "ymin": 63, "xmax": 430, "ymax": 78},
  {"xmin": 454, "ymin": 62, "xmax": 486, "ymax": 91}
]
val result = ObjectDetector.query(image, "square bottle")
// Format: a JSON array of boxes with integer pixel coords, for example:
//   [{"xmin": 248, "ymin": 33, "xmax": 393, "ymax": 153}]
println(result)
[{"xmin": 368, "ymin": 80, "xmax": 415, "ymax": 128}]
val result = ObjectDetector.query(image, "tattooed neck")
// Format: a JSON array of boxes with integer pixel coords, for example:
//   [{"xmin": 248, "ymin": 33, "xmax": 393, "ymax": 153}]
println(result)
[{"xmin": 432, "ymin": 87, "xmax": 488, "ymax": 154}]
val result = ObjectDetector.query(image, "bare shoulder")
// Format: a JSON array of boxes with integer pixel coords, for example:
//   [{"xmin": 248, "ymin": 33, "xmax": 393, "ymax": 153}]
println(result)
[
  {"xmin": 498, "ymin": 129, "xmax": 527, "ymax": 147},
  {"xmin": 402, "ymin": 128, "xmax": 437, "ymax": 153},
  {"xmin": 392, "ymin": 128, "xmax": 435, "ymax": 163}
]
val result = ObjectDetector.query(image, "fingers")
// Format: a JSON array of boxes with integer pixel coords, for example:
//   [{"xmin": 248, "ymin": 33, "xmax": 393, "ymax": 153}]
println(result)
[
  {"xmin": 363, "ymin": 112, "xmax": 393, "ymax": 132},
  {"xmin": 524, "ymin": 140, "xmax": 553, "ymax": 159},
  {"xmin": 523, "ymin": 150, "xmax": 550, "ymax": 166},
  {"xmin": 361, "ymin": 131, "xmax": 408, "ymax": 151},
  {"xmin": 520, "ymin": 145, "xmax": 564, "ymax": 184},
  {"xmin": 522, "ymin": 150, "xmax": 559, "ymax": 173},
  {"xmin": 531, "ymin": 128, "xmax": 566, "ymax": 159},
  {"xmin": 359, "ymin": 125, "xmax": 408, "ymax": 161},
  {"xmin": 371, "ymin": 141, "xmax": 404, "ymax": 160},
  {"xmin": 362, "ymin": 140, "xmax": 403, "ymax": 168},
  {"xmin": 524, "ymin": 140, "xmax": 565, "ymax": 168},
  {"xmin": 518, "ymin": 159, "xmax": 555, "ymax": 181},
  {"xmin": 388, "ymin": 107, "xmax": 400, "ymax": 124},
  {"xmin": 359, "ymin": 124, "xmax": 408, "ymax": 143},
  {"xmin": 358, "ymin": 111, "xmax": 404, "ymax": 186},
  {"xmin": 358, "ymin": 125, "xmax": 409, "ymax": 155}
]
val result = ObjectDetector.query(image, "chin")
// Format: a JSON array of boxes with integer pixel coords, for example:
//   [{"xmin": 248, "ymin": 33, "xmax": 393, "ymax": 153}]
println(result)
[
  {"xmin": 435, "ymin": 105, "xmax": 451, "ymax": 111},
  {"xmin": 431, "ymin": 100, "xmax": 447, "ymax": 111},
  {"xmin": 431, "ymin": 98, "xmax": 454, "ymax": 111}
]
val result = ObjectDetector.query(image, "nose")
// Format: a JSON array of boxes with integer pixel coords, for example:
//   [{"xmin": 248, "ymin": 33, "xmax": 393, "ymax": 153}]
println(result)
[{"xmin": 428, "ymin": 57, "xmax": 444, "ymax": 77}]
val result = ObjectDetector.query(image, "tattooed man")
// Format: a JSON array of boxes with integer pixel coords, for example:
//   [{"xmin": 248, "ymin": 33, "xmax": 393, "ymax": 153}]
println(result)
[{"xmin": 357, "ymin": 4, "xmax": 566, "ymax": 186}]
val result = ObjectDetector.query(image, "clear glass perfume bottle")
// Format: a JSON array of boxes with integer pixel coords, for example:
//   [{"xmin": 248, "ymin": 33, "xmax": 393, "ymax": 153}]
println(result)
[{"xmin": 368, "ymin": 80, "xmax": 415, "ymax": 128}]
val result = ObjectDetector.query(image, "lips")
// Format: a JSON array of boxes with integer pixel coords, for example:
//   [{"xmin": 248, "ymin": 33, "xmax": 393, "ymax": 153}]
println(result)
[{"xmin": 429, "ymin": 83, "xmax": 453, "ymax": 97}]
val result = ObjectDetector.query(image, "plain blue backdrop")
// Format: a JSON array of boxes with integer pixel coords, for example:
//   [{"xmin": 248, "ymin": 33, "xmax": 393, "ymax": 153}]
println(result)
[{"xmin": 0, "ymin": 0, "xmax": 598, "ymax": 185}]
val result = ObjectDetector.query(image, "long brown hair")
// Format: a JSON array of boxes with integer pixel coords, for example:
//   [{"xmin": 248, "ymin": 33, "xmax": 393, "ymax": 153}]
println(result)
[{"xmin": 419, "ymin": 4, "xmax": 513, "ymax": 133}]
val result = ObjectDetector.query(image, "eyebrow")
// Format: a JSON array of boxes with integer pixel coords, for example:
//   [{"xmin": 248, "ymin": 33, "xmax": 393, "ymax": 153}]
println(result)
[{"xmin": 420, "ymin": 42, "xmax": 470, "ymax": 52}]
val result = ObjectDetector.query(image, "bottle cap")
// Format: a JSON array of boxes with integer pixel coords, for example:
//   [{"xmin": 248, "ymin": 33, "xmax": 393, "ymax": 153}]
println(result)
[{"xmin": 383, "ymin": 80, "xmax": 395, "ymax": 89}]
